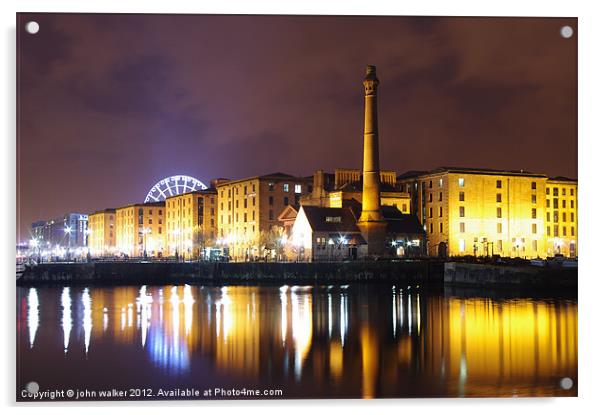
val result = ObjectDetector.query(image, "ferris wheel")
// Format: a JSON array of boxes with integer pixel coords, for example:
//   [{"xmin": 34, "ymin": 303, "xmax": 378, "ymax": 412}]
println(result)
[{"xmin": 144, "ymin": 175, "xmax": 208, "ymax": 203}]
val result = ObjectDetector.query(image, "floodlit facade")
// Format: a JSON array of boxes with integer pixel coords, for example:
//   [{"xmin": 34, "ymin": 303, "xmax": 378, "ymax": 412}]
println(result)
[
  {"xmin": 87, "ymin": 208, "xmax": 116, "ymax": 256},
  {"xmin": 398, "ymin": 168, "xmax": 553, "ymax": 258},
  {"xmin": 115, "ymin": 202, "xmax": 166, "ymax": 257},
  {"xmin": 165, "ymin": 189, "xmax": 218, "ymax": 260},
  {"xmin": 216, "ymin": 173, "xmax": 312, "ymax": 261},
  {"xmin": 545, "ymin": 177, "xmax": 578, "ymax": 257}
]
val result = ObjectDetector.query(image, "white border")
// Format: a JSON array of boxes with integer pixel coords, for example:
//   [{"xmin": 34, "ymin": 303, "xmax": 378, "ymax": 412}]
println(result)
[{"xmin": 3, "ymin": 1, "xmax": 601, "ymax": 414}]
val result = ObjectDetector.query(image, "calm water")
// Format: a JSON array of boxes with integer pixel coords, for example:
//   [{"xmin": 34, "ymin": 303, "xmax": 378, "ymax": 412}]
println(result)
[{"xmin": 17, "ymin": 283, "xmax": 577, "ymax": 400}]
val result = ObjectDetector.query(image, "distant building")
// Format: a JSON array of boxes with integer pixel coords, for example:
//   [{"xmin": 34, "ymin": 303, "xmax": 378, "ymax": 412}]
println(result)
[
  {"xmin": 87, "ymin": 208, "xmax": 116, "ymax": 257},
  {"xmin": 397, "ymin": 167, "xmax": 578, "ymax": 259},
  {"xmin": 165, "ymin": 188, "xmax": 218, "ymax": 260},
  {"xmin": 30, "ymin": 213, "xmax": 88, "ymax": 249},
  {"xmin": 115, "ymin": 202, "xmax": 165, "ymax": 257},
  {"xmin": 216, "ymin": 172, "xmax": 312, "ymax": 261}
]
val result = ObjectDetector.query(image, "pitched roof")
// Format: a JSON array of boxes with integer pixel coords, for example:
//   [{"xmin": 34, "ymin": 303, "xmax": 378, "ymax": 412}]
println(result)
[
  {"xmin": 381, "ymin": 206, "xmax": 425, "ymax": 235},
  {"xmin": 301, "ymin": 206, "xmax": 361, "ymax": 233}
]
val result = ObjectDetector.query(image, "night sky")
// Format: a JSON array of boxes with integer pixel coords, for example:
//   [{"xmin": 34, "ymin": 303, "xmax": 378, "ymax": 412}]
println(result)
[{"xmin": 16, "ymin": 13, "xmax": 577, "ymax": 239}]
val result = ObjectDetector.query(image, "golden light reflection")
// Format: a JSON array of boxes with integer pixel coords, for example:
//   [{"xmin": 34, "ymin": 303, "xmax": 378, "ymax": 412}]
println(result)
[{"xmin": 21, "ymin": 285, "xmax": 577, "ymax": 398}]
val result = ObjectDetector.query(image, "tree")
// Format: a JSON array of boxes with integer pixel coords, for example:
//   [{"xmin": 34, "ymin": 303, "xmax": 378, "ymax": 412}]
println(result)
[{"xmin": 258, "ymin": 226, "xmax": 285, "ymax": 261}]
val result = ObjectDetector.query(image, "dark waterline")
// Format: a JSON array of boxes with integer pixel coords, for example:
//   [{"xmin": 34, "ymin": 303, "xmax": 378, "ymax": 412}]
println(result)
[{"xmin": 16, "ymin": 283, "xmax": 578, "ymax": 400}]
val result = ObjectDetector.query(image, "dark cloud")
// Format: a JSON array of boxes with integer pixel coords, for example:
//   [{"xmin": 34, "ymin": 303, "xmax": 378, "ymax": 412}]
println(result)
[{"xmin": 16, "ymin": 13, "xmax": 577, "ymax": 239}]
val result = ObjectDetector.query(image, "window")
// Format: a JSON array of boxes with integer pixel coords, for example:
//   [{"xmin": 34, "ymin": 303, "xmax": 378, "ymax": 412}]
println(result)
[
  {"xmin": 531, "ymin": 182, "xmax": 537, "ymax": 190},
  {"xmin": 570, "ymin": 200, "xmax": 574, "ymax": 208},
  {"xmin": 562, "ymin": 188, "xmax": 566, "ymax": 196},
  {"xmin": 430, "ymin": 223, "xmax": 433, "ymax": 234},
  {"xmin": 439, "ymin": 223, "xmax": 443, "ymax": 233},
  {"xmin": 295, "ymin": 184, "xmax": 302, "ymax": 193},
  {"xmin": 546, "ymin": 212, "xmax": 550, "ymax": 222},
  {"xmin": 429, "ymin": 180, "xmax": 432, "ymax": 188},
  {"xmin": 459, "ymin": 222, "xmax": 465, "ymax": 233},
  {"xmin": 459, "ymin": 178, "xmax": 465, "ymax": 187},
  {"xmin": 531, "ymin": 195, "xmax": 537, "ymax": 204},
  {"xmin": 459, "ymin": 239, "xmax": 465, "ymax": 252},
  {"xmin": 547, "ymin": 226, "xmax": 550, "ymax": 236},
  {"xmin": 532, "ymin": 223, "xmax": 537, "ymax": 234},
  {"xmin": 496, "ymin": 193, "xmax": 502, "ymax": 203},
  {"xmin": 553, "ymin": 188, "xmax": 558, "ymax": 196},
  {"xmin": 546, "ymin": 199, "xmax": 550, "ymax": 208},
  {"xmin": 268, "ymin": 183, "xmax": 274, "ymax": 191},
  {"xmin": 252, "ymin": 211, "xmax": 255, "ymax": 220},
  {"xmin": 546, "ymin": 188, "xmax": 550, "ymax": 195},
  {"xmin": 571, "ymin": 226, "xmax": 575, "ymax": 236},
  {"xmin": 570, "ymin": 212, "xmax": 574, "ymax": 222},
  {"xmin": 284, "ymin": 197, "xmax": 289, "ymax": 206},
  {"xmin": 325, "ymin": 216, "xmax": 342, "ymax": 223},
  {"xmin": 243, "ymin": 199, "xmax": 247, "ymax": 208},
  {"xmin": 563, "ymin": 226, "xmax": 567, "ymax": 236},
  {"xmin": 439, "ymin": 192, "xmax": 442, "ymax": 201},
  {"xmin": 439, "ymin": 207, "xmax": 443, "ymax": 217},
  {"xmin": 562, "ymin": 212, "xmax": 566, "ymax": 222},
  {"xmin": 553, "ymin": 199, "xmax": 558, "ymax": 209},
  {"xmin": 496, "ymin": 207, "xmax": 502, "ymax": 218},
  {"xmin": 158, "ymin": 227, "xmax": 162, "ymax": 234},
  {"xmin": 554, "ymin": 225, "xmax": 559, "ymax": 237},
  {"xmin": 532, "ymin": 240, "xmax": 538, "ymax": 252},
  {"xmin": 429, "ymin": 207, "xmax": 433, "ymax": 218},
  {"xmin": 439, "ymin": 178, "xmax": 443, "ymax": 188},
  {"xmin": 531, "ymin": 208, "xmax": 537, "ymax": 219},
  {"xmin": 459, "ymin": 206, "xmax": 465, "ymax": 217},
  {"xmin": 459, "ymin": 191, "xmax": 465, "ymax": 201},
  {"xmin": 570, "ymin": 188, "xmax": 574, "ymax": 196},
  {"xmin": 497, "ymin": 223, "xmax": 502, "ymax": 233},
  {"xmin": 496, "ymin": 180, "xmax": 502, "ymax": 188},
  {"xmin": 429, "ymin": 193, "xmax": 432, "ymax": 202},
  {"xmin": 235, "ymin": 200, "xmax": 239, "ymax": 209},
  {"xmin": 269, "ymin": 196, "xmax": 274, "ymax": 206},
  {"xmin": 158, "ymin": 210, "xmax": 162, "ymax": 215},
  {"xmin": 497, "ymin": 240, "xmax": 503, "ymax": 253},
  {"xmin": 244, "ymin": 185, "xmax": 247, "ymax": 195},
  {"xmin": 283, "ymin": 183, "xmax": 289, "ymax": 192},
  {"xmin": 553, "ymin": 211, "xmax": 559, "ymax": 223},
  {"xmin": 269, "ymin": 210, "xmax": 274, "ymax": 220}
]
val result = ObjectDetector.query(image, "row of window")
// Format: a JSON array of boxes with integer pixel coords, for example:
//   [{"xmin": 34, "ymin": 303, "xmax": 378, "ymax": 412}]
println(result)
[
  {"xmin": 547, "ymin": 198, "xmax": 575, "ymax": 209},
  {"xmin": 547, "ymin": 187, "xmax": 575, "ymax": 197},
  {"xmin": 458, "ymin": 239, "xmax": 539, "ymax": 253},
  {"xmin": 547, "ymin": 211, "xmax": 576, "ymax": 223},
  {"xmin": 547, "ymin": 225, "xmax": 576, "ymax": 237}
]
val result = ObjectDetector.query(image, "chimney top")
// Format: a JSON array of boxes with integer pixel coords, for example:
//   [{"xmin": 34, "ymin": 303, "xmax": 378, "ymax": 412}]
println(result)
[{"xmin": 365, "ymin": 65, "xmax": 377, "ymax": 79}]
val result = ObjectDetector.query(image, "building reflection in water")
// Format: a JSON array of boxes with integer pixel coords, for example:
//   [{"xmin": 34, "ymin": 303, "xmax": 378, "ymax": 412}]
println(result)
[
  {"xmin": 61, "ymin": 287, "xmax": 71, "ymax": 353},
  {"xmin": 27, "ymin": 288, "xmax": 39, "ymax": 349},
  {"xmin": 20, "ymin": 284, "xmax": 577, "ymax": 397}
]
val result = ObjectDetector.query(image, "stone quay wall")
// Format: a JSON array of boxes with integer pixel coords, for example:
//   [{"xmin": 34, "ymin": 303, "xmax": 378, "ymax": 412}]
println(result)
[
  {"xmin": 18, "ymin": 260, "xmax": 577, "ymax": 288},
  {"xmin": 18, "ymin": 260, "xmax": 443, "ymax": 285}
]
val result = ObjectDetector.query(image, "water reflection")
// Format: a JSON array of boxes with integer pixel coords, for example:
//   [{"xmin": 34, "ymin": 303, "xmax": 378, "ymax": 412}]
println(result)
[
  {"xmin": 26, "ymin": 288, "xmax": 38, "ymax": 348},
  {"xmin": 18, "ymin": 284, "xmax": 577, "ymax": 398}
]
